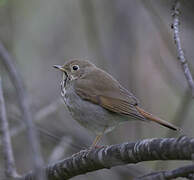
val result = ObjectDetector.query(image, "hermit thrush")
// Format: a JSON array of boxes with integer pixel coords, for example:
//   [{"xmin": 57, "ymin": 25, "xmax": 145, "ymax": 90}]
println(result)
[{"xmin": 54, "ymin": 59, "xmax": 180, "ymax": 146}]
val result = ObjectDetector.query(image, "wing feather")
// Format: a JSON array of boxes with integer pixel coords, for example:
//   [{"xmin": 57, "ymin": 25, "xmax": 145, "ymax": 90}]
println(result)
[
  {"xmin": 98, "ymin": 96, "xmax": 145, "ymax": 120},
  {"xmin": 74, "ymin": 68, "xmax": 145, "ymax": 120}
]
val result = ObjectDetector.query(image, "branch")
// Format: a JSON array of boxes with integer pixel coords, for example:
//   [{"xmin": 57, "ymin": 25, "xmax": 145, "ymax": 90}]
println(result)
[
  {"xmin": 172, "ymin": 0, "xmax": 194, "ymax": 97},
  {"xmin": 48, "ymin": 136, "xmax": 73, "ymax": 163},
  {"xmin": 19, "ymin": 136, "xmax": 194, "ymax": 180},
  {"xmin": 5, "ymin": 99, "xmax": 62, "ymax": 143},
  {"xmin": 0, "ymin": 77, "xmax": 19, "ymax": 178},
  {"xmin": 155, "ymin": 89, "xmax": 191, "ymax": 170},
  {"xmin": 0, "ymin": 42, "xmax": 44, "ymax": 179},
  {"xmin": 135, "ymin": 164, "xmax": 194, "ymax": 180}
]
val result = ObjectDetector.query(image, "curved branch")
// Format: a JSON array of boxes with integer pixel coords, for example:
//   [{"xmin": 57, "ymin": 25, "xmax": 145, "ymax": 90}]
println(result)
[
  {"xmin": 20, "ymin": 136, "xmax": 194, "ymax": 180},
  {"xmin": 135, "ymin": 164, "xmax": 194, "ymax": 180},
  {"xmin": 172, "ymin": 0, "xmax": 194, "ymax": 97},
  {"xmin": 0, "ymin": 42, "xmax": 44, "ymax": 179},
  {"xmin": 0, "ymin": 78, "xmax": 19, "ymax": 178}
]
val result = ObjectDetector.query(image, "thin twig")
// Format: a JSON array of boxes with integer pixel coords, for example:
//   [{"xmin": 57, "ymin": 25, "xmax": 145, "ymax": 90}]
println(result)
[
  {"xmin": 48, "ymin": 136, "xmax": 73, "ymax": 163},
  {"xmin": 8, "ymin": 100, "xmax": 62, "ymax": 142},
  {"xmin": 0, "ymin": 42, "xmax": 44, "ymax": 179},
  {"xmin": 0, "ymin": 99, "xmax": 83, "ymax": 150},
  {"xmin": 172, "ymin": 0, "xmax": 194, "ymax": 97},
  {"xmin": 1, "ymin": 99, "xmax": 82, "ymax": 149},
  {"xmin": 19, "ymin": 136, "xmax": 194, "ymax": 180},
  {"xmin": 0, "ymin": 77, "xmax": 19, "ymax": 178},
  {"xmin": 135, "ymin": 164, "xmax": 194, "ymax": 180}
]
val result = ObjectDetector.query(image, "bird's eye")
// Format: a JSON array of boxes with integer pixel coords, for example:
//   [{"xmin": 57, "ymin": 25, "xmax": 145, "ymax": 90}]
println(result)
[{"xmin": 72, "ymin": 65, "xmax": 79, "ymax": 71}]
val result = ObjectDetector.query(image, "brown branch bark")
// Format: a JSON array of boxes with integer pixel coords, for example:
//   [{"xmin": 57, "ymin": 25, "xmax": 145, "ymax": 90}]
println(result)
[{"xmin": 19, "ymin": 136, "xmax": 194, "ymax": 180}]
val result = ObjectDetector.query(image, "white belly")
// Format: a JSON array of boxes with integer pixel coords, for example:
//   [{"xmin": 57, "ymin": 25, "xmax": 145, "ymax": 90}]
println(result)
[{"xmin": 62, "ymin": 86, "xmax": 124, "ymax": 135}]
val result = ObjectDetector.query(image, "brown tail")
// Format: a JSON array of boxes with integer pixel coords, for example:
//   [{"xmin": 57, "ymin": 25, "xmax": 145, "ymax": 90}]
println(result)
[{"xmin": 135, "ymin": 106, "xmax": 181, "ymax": 131}]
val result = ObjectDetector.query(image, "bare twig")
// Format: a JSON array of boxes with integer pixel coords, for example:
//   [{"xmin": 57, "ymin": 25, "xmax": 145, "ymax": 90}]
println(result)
[
  {"xmin": 0, "ymin": 42, "xmax": 44, "ymax": 179},
  {"xmin": 0, "ymin": 99, "xmax": 84, "ymax": 150},
  {"xmin": 172, "ymin": 0, "xmax": 194, "ymax": 97},
  {"xmin": 19, "ymin": 136, "xmax": 194, "ymax": 180},
  {"xmin": 48, "ymin": 136, "xmax": 73, "ymax": 163},
  {"xmin": 135, "ymin": 164, "xmax": 194, "ymax": 180},
  {"xmin": 0, "ymin": 77, "xmax": 19, "ymax": 178},
  {"xmin": 8, "ymin": 99, "xmax": 62, "ymax": 141}
]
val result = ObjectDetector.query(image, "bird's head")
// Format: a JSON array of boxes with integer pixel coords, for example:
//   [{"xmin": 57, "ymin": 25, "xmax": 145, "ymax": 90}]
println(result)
[{"xmin": 53, "ymin": 59, "xmax": 95, "ymax": 81}]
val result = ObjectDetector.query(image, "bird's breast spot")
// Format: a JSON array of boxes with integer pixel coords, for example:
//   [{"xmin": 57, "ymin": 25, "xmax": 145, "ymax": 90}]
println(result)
[
  {"xmin": 70, "ymin": 75, "xmax": 77, "ymax": 80},
  {"xmin": 61, "ymin": 89, "xmax": 66, "ymax": 97}
]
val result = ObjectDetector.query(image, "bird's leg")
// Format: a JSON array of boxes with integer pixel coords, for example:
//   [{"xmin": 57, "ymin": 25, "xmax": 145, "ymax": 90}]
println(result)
[
  {"xmin": 91, "ymin": 134, "xmax": 103, "ymax": 148},
  {"xmin": 91, "ymin": 127, "xmax": 107, "ymax": 148}
]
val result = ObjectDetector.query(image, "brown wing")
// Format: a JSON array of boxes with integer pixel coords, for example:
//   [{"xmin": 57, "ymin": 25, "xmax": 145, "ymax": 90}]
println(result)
[{"xmin": 74, "ymin": 68, "xmax": 145, "ymax": 121}]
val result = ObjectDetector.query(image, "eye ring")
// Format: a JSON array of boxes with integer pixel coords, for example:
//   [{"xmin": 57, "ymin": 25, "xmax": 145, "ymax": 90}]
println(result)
[{"xmin": 72, "ymin": 65, "xmax": 79, "ymax": 71}]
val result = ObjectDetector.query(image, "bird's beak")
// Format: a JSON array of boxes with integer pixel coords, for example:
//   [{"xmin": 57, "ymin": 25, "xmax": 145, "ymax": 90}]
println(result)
[{"xmin": 53, "ymin": 65, "xmax": 66, "ymax": 72}]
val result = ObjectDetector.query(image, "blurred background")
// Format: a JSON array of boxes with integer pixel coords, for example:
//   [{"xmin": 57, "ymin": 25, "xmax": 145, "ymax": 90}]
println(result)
[{"xmin": 0, "ymin": 0, "xmax": 194, "ymax": 179}]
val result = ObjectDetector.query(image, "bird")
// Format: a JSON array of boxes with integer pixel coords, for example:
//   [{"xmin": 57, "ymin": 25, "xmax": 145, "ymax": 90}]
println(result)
[{"xmin": 53, "ymin": 59, "xmax": 180, "ymax": 147}]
